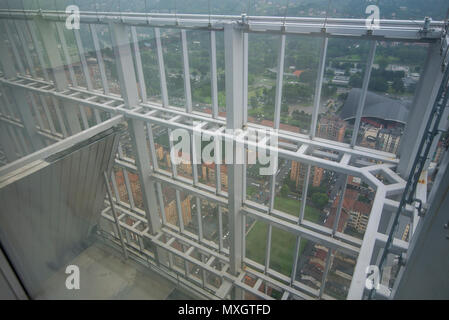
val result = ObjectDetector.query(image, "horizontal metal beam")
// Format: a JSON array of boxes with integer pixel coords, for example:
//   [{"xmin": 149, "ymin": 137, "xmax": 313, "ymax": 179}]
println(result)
[
  {"xmin": 0, "ymin": 115, "xmax": 123, "ymax": 177},
  {"xmin": 0, "ymin": 10, "xmax": 443, "ymax": 41},
  {"xmin": 242, "ymin": 206, "xmax": 359, "ymax": 257}
]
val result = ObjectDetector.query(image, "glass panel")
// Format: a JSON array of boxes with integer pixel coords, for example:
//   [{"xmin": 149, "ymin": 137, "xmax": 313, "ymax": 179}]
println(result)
[
  {"xmin": 269, "ymin": 227, "xmax": 297, "ymax": 276},
  {"xmin": 245, "ymin": 221, "xmax": 268, "ymax": 266},
  {"xmin": 324, "ymin": 250, "xmax": 356, "ymax": 300}
]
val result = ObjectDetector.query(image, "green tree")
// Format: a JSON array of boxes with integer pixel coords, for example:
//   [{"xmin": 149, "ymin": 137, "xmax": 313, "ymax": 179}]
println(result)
[
  {"xmin": 311, "ymin": 192, "xmax": 329, "ymax": 209},
  {"xmin": 280, "ymin": 184, "xmax": 289, "ymax": 198},
  {"xmin": 392, "ymin": 78, "xmax": 405, "ymax": 93}
]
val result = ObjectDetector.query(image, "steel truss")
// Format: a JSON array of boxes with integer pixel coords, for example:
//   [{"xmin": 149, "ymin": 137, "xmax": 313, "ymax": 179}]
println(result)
[{"xmin": 0, "ymin": 9, "xmax": 444, "ymax": 300}]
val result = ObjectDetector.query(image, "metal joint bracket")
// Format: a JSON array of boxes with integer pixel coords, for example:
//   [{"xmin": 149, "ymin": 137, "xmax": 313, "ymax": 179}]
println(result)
[
  {"xmin": 412, "ymin": 198, "xmax": 427, "ymax": 217},
  {"xmin": 396, "ymin": 252, "xmax": 407, "ymax": 267},
  {"xmin": 241, "ymin": 13, "xmax": 248, "ymax": 25},
  {"xmin": 444, "ymin": 221, "xmax": 449, "ymax": 239},
  {"xmin": 419, "ymin": 17, "xmax": 433, "ymax": 35}
]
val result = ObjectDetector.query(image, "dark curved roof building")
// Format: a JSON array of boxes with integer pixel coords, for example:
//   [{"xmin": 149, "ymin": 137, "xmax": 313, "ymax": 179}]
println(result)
[{"xmin": 340, "ymin": 88, "xmax": 411, "ymax": 124}]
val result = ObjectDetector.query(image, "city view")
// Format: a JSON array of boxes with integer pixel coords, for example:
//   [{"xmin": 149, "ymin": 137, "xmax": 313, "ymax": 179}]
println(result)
[{"xmin": 0, "ymin": 0, "xmax": 448, "ymax": 303}]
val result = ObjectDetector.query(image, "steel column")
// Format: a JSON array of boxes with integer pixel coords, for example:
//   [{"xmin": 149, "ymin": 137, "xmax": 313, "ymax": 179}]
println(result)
[
  {"xmin": 224, "ymin": 22, "xmax": 244, "ymax": 277},
  {"xmin": 109, "ymin": 22, "xmax": 161, "ymax": 236}
]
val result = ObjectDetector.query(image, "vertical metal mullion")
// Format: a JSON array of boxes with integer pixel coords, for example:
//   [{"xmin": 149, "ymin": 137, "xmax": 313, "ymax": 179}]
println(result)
[
  {"xmin": 264, "ymin": 224, "xmax": 272, "ymax": 274},
  {"xmin": 310, "ymin": 36, "xmax": 328, "ymax": 138},
  {"xmin": 90, "ymin": 24, "xmax": 110, "ymax": 94},
  {"xmin": 26, "ymin": 20, "xmax": 50, "ymax": 81},
  {"xmin": 109, "ymin": 21, "xmax": 162, "ymax": 237},
  {"xmin": 50, "ymin": 97, "xmax": 68, "ymax": 137},
  {"xmin": 79, "ymin": 105, "xmax": 89, "ymax": 129},
  {"xmin": 146, "ymin": 123, "xmax": 159, "ymax": 171},
  {"xmin": 196, "ymin": 197, "xmax": 203, "ymax": 241},
  {"xmin": 73, "ymin": 27, "xmax": 101, "ymax": 123},
  {"xmin": 290, "ymin": 235, "xmax": 301, "ymax": 285},
  {"xmin": 167, "ymin": 128, "xmax": 178, "ymax": 177},
  {"xmin": 263, "ymin": 34, "xmax": 286, "ymax": 279},
  {"xmin": 28, "ymin": 93, "xmax": 45, "ymax": 132},
  {"xmin": 351, "ymin": 41, "xmax": 377, "ymax": 147},
  {"xmin": 0, "ymin": 89, "xmax": 8, "ymax": 116},
  {"xmin": 332, "ymin": 175, "xmax": 348, "ymax": 235},
  {"xmin": 224, "ymin": 22, "xmax": 244, "ymax": 278},
  {"xmin": 210, "ymin": 31, "xmax": 218, "ymax": 118},
  {"xmin": 155, "ymin": 28, "xmax": 169, "ymax": 107},
  {"xmin": 0, "ymin": 86, "xmax": 14, "ymax": 118},
  {"xmin": 104, "ymin": 172, "xmax": 129, "ymax": 259},
  {"xmin": 116, "ymin": 143, "xmax": 134, "ymax": 208},
  {"xmin": 7, "ymin": 126, "xmax": 24, "ymax": 157},
  {"xmin": 37, "ymin": 94, "xmax": 57, "ymax": 133},
  {"xmin": 55, "ymin": 23, "xmax": 78, "ymax": 86},
  {"xmin": 268, "ymin": 34, "xmax": 286, "ymax": 212},
  {"xmin": 200, "ymin": 253, "xmax": 207, "ymax": 287},
  {"xmin": 73, "ymin": 29, "xmax": 94, "ymax": 91},
  {"xmin": 4, "ymin": 21, "xmax": 25, "ymax": 75},
  {"xmin": 34, "ymin": 19, "xmax": 82, "ymax": 135},
  {"xmin": 123, "ymin": 169, "xmax": 136, "ymax": 209},
  {"xmin": 124, "ymin": 229, "xmax": 131, "ymax": 245},
  {"xmin": 183, "ymin": 244, "xmax": 189, "ymax": 278},
  {"xmin": 191, "ymin": 134, "xmax": 199, "ymax": 185},
  {"xmin": 110, "ymin": 170, "xmax": 121, "ymax": 201},
  {"xmin": 218, "ymin": 206, "xmax": 223, "ymax": 252},
  {"xmin": 242, "ymin": 32, "xmax": 248, "ymax": 123},
  {"xmin": 319, "ymin": 249, "xmax": 333, "ymax": 298},
  {"xmin": 175, "ymin": 190, "xmax": 185, "ymax": 232},
  {"xmin": 191, "ymin": 122, "xmax": 202, "ymax": 186},
  {"xmin": 0, "ymin": 125, "xmax": 18, "ymax": 162},
  {"xmin": 214, "ymin": 127, "xmax": 223, "ymax": 194},
  {"xmin": 130, "ymin": 26, "xmax": 146, "ymax": 102},
  {"xmin": 299, "ymin": 164, "xmax": 311, "ymax": 224},
  {"xmin": 6, "ymin": 83, "xmax": 44, "ymax": 151},
  {"xmin": 156, "ymin": 182, "xmax": 166, "ymax": 225},
  {"xmin": 242, "ymin": 33, "xmax": 248, "ymax": 201},
  {"xmin": 242, "ymin": 214, "xmax": 246, "ymax": 261},
  {"xmin": 15, "ymin": 127, "xmax": 30, "ymax": 155},
  {"xmin": 273, "ymin": 35, "xmax": 286, "ymax": 130},
  {"xmin": 14, "ymin": 20, "xmax": 36, "ymax": 78},
  {"xmin": 138, "ymin": 234, "xmax": 145, "ymax": 252},
  {"xmin": 181, "ymin": 29, "xmax": 192, "ymax": 113}
]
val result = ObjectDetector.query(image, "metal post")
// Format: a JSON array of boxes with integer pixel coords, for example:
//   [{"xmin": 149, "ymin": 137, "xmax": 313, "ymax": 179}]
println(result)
[
  {"xmin": 155, "ymin": 28, "xmax": 169, "ymax": 107},
  {"xmin": 34, "ymin": 18, "xmax": 82, "ymax": 135},
  {"xmin": 104, "ymin": 171, "xmax": 129, "ymax": 259},
  {"xmin": 210, "ymin": 31, "xmax": 219, "ymax": 118},
  {"xmin": 130, "ymin": 26, "xmax": 146, "ymax": 101},
  {"xmin": 310, "ymin": 36, "xmax": 328, "ymax": 138},
  {"xmin": 224, "ymin": 22, "xmax": 244, "ymax": 278},
  {"xmin": 0, "ymin": 30, "xmax": 44, "ymax": 151},
  {"xmin": 398, "ymin": 42, "xmax": 445, "ymax": 176},
  {"xmin": 90, "ymin": 24, "xmax": 110, "ymax": 95},
  {"xmin": 109, "ymin": 22, "xmax": 161, "ymax": 236},
  {"xmin": 351, "ymin": 41, "xmax": 377, "ymax": 147},
  {"xmin": 181, "ymin": 29, "xmax": 192, "ymax": 113}
]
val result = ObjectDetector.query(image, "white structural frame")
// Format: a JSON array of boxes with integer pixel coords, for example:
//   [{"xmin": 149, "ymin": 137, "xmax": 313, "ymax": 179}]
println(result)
[{"xmin": 0, "ymin": 9, "xmax": 445, "ymax": 300}]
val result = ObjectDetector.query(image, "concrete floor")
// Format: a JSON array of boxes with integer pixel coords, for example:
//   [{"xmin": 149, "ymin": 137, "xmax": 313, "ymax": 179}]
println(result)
[{"xmin": 35, "ymin": 242, "xmax": 194, "ymax": 300}]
